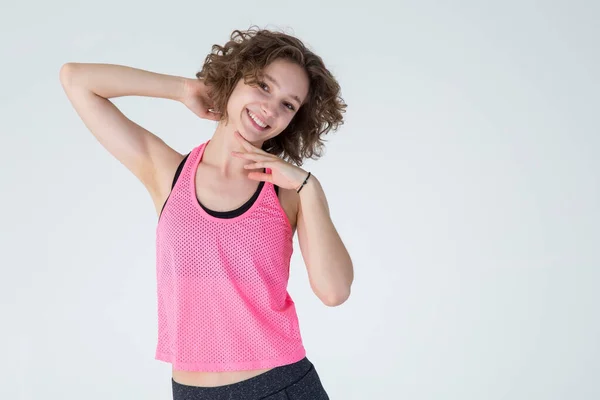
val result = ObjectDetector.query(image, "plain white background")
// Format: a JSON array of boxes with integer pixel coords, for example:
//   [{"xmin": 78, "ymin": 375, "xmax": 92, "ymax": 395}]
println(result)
[{"xmin": 1, "ymin": 1, "xmax": 599, "ymax": 399}]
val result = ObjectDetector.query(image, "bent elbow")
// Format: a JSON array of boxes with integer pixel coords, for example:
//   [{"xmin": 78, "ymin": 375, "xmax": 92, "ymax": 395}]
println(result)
[{"xmin": 321, "ymin": 288, "xmax": 351, "ymax": 307}]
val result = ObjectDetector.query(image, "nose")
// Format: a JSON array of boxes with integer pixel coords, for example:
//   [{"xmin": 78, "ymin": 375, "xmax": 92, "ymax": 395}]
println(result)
[{"xmin": 260, "ymin": 100, "xmax": 278, "ymax": 122}]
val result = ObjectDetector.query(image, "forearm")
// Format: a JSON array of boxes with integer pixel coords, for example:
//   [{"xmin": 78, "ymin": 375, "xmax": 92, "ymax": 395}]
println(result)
[
  {"xmin": 60, "ymin": 63, "xmax": 186, "ymax": 101},
  {"xmin": 298, "ymin": 175, "xmax": 353, "ymax": 305}
]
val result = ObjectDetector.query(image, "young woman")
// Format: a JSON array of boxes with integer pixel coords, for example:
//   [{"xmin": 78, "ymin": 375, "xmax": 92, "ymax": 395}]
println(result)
[{"xmin": 60, "ymin": 27, "xmax": 353, "ymax": 399}]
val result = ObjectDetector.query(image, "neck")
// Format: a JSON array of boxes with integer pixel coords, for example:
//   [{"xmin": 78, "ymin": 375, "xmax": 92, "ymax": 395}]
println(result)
[{"xmin": 202, "ymin": 120, "xmax": 264, "ymax": 178}]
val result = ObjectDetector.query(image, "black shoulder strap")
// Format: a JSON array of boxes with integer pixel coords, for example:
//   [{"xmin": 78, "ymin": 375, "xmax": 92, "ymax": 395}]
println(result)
[
  {"xmin": 172, "ymin": 152, "xmax": 190, "ymax": 189},
  {"xmin": 159, "ymin": 153, "xmax": 190, "ymax": 220}
]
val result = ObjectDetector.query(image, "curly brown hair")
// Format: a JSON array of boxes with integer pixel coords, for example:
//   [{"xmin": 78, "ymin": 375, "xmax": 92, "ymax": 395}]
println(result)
[{"xmin": 196, "ymin": 26, "xmax": 347, "ymax": 166}]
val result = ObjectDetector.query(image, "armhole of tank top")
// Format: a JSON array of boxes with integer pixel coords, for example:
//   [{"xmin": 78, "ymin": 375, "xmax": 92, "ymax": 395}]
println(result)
[{"xmin": 158, "ymin": 152, "xmax": 191, "ymax": 220}]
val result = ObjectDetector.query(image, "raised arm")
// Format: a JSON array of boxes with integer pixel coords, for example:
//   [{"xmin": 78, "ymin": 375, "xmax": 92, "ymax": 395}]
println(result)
[{"xmin": 59, "ymin": 63, "xmax": 215, "ymax": 199}]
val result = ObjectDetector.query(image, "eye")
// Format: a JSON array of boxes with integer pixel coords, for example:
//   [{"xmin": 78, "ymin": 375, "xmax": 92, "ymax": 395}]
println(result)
[
  {"xmin": 258, "ymin": 81, "xmax": 294, "ymax": 111},
  {"xmin": 258, "ymin": 81, "xmax": 269, "ymax": 91}
]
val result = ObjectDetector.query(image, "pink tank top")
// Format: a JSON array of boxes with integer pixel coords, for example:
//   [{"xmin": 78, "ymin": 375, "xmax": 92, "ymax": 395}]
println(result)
[{"xmin": 154, "ymin": 140, "xmax": 306, "ymax": 372}]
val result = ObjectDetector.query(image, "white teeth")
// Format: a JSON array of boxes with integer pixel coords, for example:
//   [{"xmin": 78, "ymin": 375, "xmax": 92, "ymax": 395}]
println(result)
[{"xmin": 248, "ymin": 109, "xmax": 268, "ymax": 128}]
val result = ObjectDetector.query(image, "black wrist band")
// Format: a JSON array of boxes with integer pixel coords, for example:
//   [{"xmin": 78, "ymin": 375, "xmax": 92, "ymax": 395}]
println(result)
[{"xmin": 296, "ymin": 172, "xmax": 311, "ymax": 193}]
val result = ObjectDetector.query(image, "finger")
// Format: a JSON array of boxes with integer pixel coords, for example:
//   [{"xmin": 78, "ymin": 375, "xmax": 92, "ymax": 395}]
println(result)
[
  {"xmin": 247, "ymin": 171, "xmax": 273, "ymax": 183},
  {"xmin": 231, "ymin": 151, "xmax": 272, "ymax": 162},
  {"xmin": 243, "ymin": 161, "xmax": 272, "ymax": 170},
  {"xmin": 203, "ymin": 112, "xmax": 222, "ymax": 121}
]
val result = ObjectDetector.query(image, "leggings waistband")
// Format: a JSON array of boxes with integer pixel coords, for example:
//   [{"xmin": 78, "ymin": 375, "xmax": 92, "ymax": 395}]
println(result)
[{"xmin": 171, "ymin": 356, "xmax": 314, "ymax": 400}]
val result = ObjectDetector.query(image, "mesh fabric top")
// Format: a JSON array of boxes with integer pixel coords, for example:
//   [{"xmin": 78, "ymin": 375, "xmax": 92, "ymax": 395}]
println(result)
[{"xmin": 154, "ymin": 140, "xmax": 306, "ymax": 371}]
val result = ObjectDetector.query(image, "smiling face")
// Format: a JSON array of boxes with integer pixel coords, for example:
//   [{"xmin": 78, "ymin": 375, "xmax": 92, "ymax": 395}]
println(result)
[{"xmin": 225, "ymin": 58, "xmax": 310, "ymax": 144}]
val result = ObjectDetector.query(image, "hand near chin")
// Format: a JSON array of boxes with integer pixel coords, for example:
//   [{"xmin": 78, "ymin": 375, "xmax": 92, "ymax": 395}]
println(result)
[{"xmin": 231, "ymin": 131, "xmax": 308, "ymax": 191}]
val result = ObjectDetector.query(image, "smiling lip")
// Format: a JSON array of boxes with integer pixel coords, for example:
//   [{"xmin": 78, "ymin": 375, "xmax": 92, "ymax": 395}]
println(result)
[{"xmin": 246, "ymin": 108, "xmax": 269, "ymax": 131}]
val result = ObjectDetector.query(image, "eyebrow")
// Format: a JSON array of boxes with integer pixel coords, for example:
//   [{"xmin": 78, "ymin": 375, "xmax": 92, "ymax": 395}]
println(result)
[{"xmin": 263, "ymin": 73, "xmax": 303, "ymax": 107}]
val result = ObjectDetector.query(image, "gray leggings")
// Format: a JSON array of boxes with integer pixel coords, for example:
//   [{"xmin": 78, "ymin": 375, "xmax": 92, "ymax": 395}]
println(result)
[{"xmin": 171, "ymin": 356, "xmax": 330, "ymax": 399}]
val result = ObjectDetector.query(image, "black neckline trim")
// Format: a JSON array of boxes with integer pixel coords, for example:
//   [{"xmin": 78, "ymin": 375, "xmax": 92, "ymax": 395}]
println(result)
[
  {"xmin": 200, "ymin": 180, "xmax": 265, "ymax": 219},
  {"xmin": 159, "ymin": 151, "xmax": 279, "ymax": 220}
]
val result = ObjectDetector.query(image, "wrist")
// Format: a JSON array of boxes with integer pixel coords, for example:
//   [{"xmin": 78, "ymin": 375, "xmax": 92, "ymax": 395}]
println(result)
[
  {"xmin": 179, "ymin": 77, "xmax": 194, "ymax": 103},
  {"xmin": 296, "ymin": 171, "xmax": 312, "ymax": 193}
]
